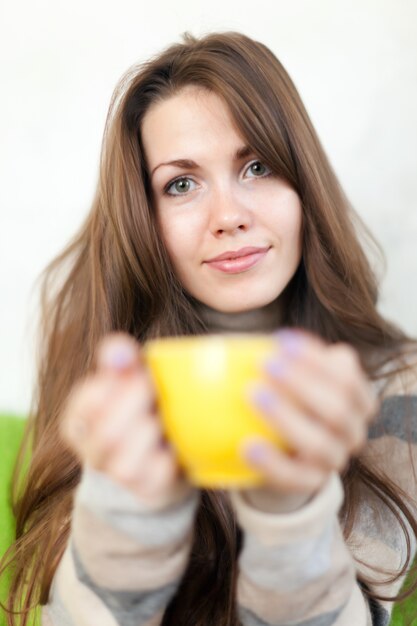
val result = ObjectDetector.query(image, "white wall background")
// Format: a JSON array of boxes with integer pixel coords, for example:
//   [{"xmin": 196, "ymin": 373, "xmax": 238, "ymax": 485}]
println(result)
[{"xmin": 1, "ymin": 0, "xmax": 416, "ymax": 415}]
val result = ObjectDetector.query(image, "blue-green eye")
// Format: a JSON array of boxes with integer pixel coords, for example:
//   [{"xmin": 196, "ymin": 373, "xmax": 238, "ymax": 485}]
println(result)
[
  {"xmin": 164, "ymin": 177, "xmax": 197, "ymax": 196},
  {"xmin": 246, "ymin": 160, "xmax": 272, "ymax": 178},
  {"xmin": 163, "ymin": 160, "xmax": 272, "ymax": 197}
]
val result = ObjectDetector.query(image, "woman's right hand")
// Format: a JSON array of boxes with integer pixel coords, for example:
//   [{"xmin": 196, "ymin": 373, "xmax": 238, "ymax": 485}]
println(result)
[{"xmin": 60, "ymin": 331, "xmax": 191, "ymax": 510}]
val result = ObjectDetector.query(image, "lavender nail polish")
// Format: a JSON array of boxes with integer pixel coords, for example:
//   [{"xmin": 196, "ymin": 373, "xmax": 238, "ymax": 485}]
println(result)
[
  {"xmin": 274, "ymin": 328, "xmax": 304, "ymax": 357},
  {"xmin": 251, "ymin": 386, "xmax": 277, "ymax": 412},
  {"xmin": 104, "ymin": 345, "xmax": 136, "ymax": 370},
  {"xmin": 244, "ymin": 441, "xmax": 267, "ymax": 464},
  {"xmin": 264, "ymin": 358, "xmax": 286, "ymax": 379}
]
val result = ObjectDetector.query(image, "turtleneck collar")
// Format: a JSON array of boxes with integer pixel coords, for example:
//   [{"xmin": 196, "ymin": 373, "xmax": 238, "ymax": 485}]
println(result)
[{"xmin": 192, "ymin": 296, "xmax": 284, "ymax": 335}]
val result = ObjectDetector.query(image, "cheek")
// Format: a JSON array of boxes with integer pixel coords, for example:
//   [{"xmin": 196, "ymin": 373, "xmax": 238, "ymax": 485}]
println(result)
[
  {"xmin": 266, "ymin": 205, "xmax": 303, "ymax": 248},
  {"xmin": 157, "ymin": 212, "xmax": 201, "ymax": 265}
]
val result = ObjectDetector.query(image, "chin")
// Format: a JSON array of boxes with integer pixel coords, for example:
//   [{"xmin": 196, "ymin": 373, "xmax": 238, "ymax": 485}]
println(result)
[{"xmin": 205, "ymin": 293, "xmax": 281, "ymax": 314}]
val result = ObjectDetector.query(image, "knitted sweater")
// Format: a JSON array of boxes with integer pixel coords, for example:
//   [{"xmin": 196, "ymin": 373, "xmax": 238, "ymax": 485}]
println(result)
[{"xmin": 42, "ymin": 321, "xmax": 417, "ymax": 625}]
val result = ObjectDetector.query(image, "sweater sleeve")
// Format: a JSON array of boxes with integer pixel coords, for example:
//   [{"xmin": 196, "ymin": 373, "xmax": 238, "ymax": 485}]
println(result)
[
  {"xmin": 42, "ymin": 465, "xmax": 199, "ymax": 626},
  {"xmin": 229, "ymin": 358, "xmax": 417, "ymax": 626},
  {"xmin": 230, "ymin": 473, "xmax": 371, "ymax": 625}
]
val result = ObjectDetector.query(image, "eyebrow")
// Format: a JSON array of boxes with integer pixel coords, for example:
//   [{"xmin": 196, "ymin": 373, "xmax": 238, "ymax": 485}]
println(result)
[{"xmin": 150, "ymin": 144, "xmax": 255, "ymax": 179}]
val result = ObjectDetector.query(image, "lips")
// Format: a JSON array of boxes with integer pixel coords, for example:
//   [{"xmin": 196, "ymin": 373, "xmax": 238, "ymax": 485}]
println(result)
[
  {"xmin": 205, "ymin": 246, "xmax": 270, "ymax": 263},
  {"xmin": 204, "ymin": 247, "xmax": 270, "ymax": 274}
]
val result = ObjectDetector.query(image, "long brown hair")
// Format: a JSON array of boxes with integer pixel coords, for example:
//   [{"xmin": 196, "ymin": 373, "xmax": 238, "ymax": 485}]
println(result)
[{"xmin": 2, "ymin": 30, "xmax": 417, "ymax": 625}]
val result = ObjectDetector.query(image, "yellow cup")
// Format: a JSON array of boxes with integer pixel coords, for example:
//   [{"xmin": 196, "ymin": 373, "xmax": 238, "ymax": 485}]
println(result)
[{"xmin": 143, "ymin": 333, "xmax": 288, "ymax": 488}]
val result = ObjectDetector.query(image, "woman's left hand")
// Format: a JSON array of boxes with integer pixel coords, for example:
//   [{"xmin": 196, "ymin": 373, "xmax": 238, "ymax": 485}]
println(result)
[{"xmin": 241, "ymin": 328, "xmax": 380, "ymax": 507}]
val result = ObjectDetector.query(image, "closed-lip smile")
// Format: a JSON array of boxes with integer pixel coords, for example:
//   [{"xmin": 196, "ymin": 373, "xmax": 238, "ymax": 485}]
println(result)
[
  {"xmin": 205, "ymin": 246, "xmax": 270, "ymax": 263},
  {"xmin": 203, "ymin": 246, "xmax": 271, "ymax": 275}
]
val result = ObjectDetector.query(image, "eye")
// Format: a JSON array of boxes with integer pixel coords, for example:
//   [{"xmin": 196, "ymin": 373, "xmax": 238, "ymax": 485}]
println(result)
[
  {"xmin": 163, "ymin": 177, "xmax": 198, "ymax": 197},
  {"xmin": 245, "ymin": 160, "xmax": 273, "ymax": 179},
  {"xmin": 162, "ymin": 160, "xmax": 272, "ymax": 197}
]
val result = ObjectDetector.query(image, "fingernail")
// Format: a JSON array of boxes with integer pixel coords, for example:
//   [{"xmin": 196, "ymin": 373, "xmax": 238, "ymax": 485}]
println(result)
[
  {"xmin": 102, "ymin": 343, "xmax": 137, "ymax": 370},
  {"xmin": 243, "ymin": 441, "xmax": 268, "ymax": 464},
  {"xmin": 250, "ymin": 386, "xmax": 277, "ymax": 412},
  {"xmin": 264, "ymin": 358, "xmax": 286, "ymax": 379},
  {"xmin": 273, "ymin": 328, "xmax": 304, "ymax": 356}
]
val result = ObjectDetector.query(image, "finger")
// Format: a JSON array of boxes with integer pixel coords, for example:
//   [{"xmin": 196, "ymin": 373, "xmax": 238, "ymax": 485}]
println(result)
[
  {"xmin": 135, "ymin": 448, "xmax": 182, "ymax": 496},
  {"xmin": 249, "ymin": 384, "xmax": 354, "ymax": 471},
  {"xmin": 95, "ymin": 332, "xmax": 145, "ymax": 374},
  {"xmin": 241, "ymin": 439, "xmax": 328, "ymax": 494},
  {"xmin": 63, "ymin": 370, "xmax": 155, "ymax": 462},
  {"xmin": 324, "ymin": 343, "xmax": 380, "ymax": 419},
  {"xmin": 61, "ymin": 375, "xmax": 120, "ymax": 447},
  {"xmin": 272, "ymin": 328, "xmax": 328, "ymax": 360},
  {"xmin": 113, "ymin": 443, "xmax": 185, "ymax": 509},
  {"xmin": 270, "ymin": 332, "xmax": 379, "ymax": 420},
  {"xmin": 259, "ymin": 359, "xmax": 360, "ymax": 445},
  {"xmin": 103, "ymin": 417, "xmax": 164, "ymax": 478},
  {"xmin": 86, "ymin": 377, "xmax": 160, "ymax": 465},
  {"xmin": 262, "ymin": 350, "xmax": 372, "ymax": 441},
  {"xmin": 95, "ymin": 333, "xmax": 159, "ymax": 413}
]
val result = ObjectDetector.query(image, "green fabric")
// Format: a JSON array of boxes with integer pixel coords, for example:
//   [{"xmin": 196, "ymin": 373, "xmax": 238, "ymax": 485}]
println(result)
[
  {"xmin": 391, "ymin": 582, "xmax": 417, "ymax": 625},
  {"xmin": 0, "ymin": 415, "xmax": 26, "ymax": 604},
  {"xmin": 0, "ymin": 414, "xmax": 416, "ymax": 625},
  {"xmin": 0, "ymin": 415, "xmax": 40, "ymax": 626}
]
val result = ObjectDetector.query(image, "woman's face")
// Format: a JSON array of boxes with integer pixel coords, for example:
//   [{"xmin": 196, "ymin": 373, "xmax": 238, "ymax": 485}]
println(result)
[{"xmin": 141, "ymin": 85, "xmax": 303, "ymax": 313}]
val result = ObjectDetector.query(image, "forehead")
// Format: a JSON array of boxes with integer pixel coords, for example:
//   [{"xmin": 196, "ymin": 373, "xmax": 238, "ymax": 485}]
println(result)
[{"xmin": 140, "ymin": 86, "xmax": 243, "ymax": 166}]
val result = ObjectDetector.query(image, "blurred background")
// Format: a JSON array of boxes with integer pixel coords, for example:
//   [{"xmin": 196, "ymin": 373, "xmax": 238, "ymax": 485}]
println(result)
[{"xmin": 0, "ymin": 0, "xmax": 416, "ymax": 416}]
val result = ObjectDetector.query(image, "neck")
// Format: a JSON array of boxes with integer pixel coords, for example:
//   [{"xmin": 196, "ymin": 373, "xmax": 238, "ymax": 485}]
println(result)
[{"xmin": 193, "ymin": 297, "xmax": 284, "ymax": 334}]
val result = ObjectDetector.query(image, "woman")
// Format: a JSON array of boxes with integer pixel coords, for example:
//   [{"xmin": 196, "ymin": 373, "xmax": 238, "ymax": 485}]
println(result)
[{"xmin": 1, "ymin": 30, "xmax": 417, "ymax": 626}]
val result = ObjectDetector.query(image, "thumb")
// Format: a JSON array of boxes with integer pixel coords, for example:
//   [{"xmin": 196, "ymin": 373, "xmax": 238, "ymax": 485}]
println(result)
[{"xmin": 95, "ymin": 332, "xmax": 144, "ymax": 374}]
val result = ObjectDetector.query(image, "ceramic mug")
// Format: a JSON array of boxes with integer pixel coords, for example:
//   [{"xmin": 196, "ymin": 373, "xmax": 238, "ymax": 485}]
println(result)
[{"xmin": 143, "ymin": 333, "xmax": 288, "ymax": 488}]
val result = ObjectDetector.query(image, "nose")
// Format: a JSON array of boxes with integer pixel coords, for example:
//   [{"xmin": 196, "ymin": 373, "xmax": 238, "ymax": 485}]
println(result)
[{"xmin": 208, "ymin": 185, "xmax": 253, "ymax": 236}]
